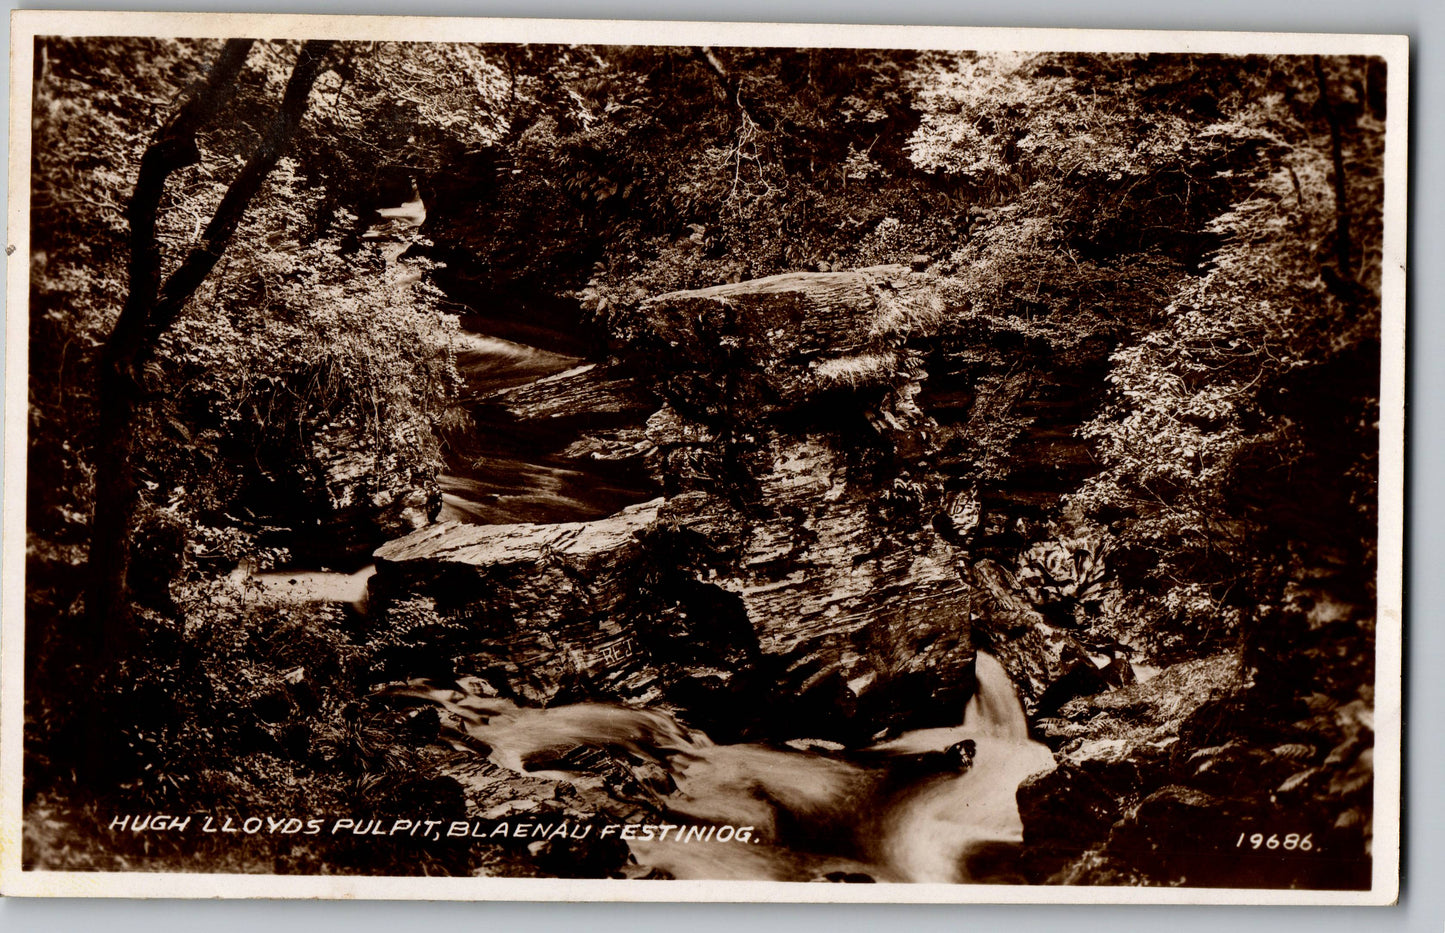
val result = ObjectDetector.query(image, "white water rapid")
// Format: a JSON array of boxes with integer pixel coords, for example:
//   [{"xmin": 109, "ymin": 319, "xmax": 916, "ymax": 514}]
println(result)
[{"xmin": 382, "ymin": 651, "xmax": 1055, "ymax": 884}]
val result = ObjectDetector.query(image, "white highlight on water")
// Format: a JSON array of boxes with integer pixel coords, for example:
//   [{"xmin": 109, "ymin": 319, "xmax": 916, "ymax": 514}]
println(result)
[{"xmin": 384, "ymin": 651, "xmax": 1055, "ymax": 884}]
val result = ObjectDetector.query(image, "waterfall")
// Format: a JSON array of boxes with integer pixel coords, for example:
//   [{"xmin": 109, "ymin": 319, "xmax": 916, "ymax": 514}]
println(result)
[
  {"xmin": 963, "ymin": 650, "xmax": 1031, "ymax": 741},
  {"xmin": 862, "ymin": 652, "xmax": 1054, "ymax": 882}
]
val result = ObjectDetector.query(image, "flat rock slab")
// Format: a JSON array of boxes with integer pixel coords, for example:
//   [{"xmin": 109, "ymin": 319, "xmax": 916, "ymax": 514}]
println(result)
[
  {"xmin": 371, "ymin": 499, "xmax": 669, "ymax": 705},
  {"xmin": 633, "ymin": 267, "xmax": 950, "ymax": 412},
  {"xmin": 375, "ymin": 498, "xmax": 664, "ymax": 570},
  {"xmin": 487, "ymin": 363, "xmax": 656, "ymax": 421}
]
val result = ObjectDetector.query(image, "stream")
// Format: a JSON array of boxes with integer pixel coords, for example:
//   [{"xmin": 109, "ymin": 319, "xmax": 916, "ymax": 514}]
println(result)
[
  {"xmin": 247, "ymin": 314, "xmax": 1057, "ymax": 883},
  {"xmin": 249, "ymin": 307, "xmax": 656, "ymax": 601},
  {"xmin": 385, "ymin": 651, "xmax": 1054, "ymax": 883},
  {"xmin": 391, "ymin": 315, "xmax": 1054, "ymax": 882},
  {"xmin": 254, "ymin": 202, "xmax": 1056, "ymax": 882},
  {"xmin": 433, "ymin": 324, "xmax": 658, "ymax": 527}
]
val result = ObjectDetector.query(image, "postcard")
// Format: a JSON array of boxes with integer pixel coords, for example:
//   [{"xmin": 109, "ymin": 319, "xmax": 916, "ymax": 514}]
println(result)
[{"xmin": 0, "ymin": 11, "xmax": 1406, "ymax": 904}]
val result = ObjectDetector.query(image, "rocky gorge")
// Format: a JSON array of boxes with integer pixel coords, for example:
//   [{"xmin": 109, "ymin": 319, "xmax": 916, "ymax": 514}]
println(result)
[
  {"xmin": 20, "ymin": 41, "xmax": 1385, "ymax": 891},
  {"xmin": 322, "ymin": 263, "xmax": 1352, "ymax": 885},
  {"xmin": 370, "ymin": 267, "xmax": 1079, "ymax": 738},
  {"xmin": 206, "ymin": 257, "xmax": 1376, "ymax": 889}
]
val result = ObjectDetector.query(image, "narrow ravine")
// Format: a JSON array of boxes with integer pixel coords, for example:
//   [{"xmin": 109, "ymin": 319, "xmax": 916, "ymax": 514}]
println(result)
[
  {"xmin": 436, "ymin": 323, "xmax": 659, "ymax": 527},
  {"xmin": 353, "ymin": 268, "xmax": 1066, "ymax": 882},
  {"xmin": 252, "ymin": 252, "xmax": 1073, "ymax": 884},
  {"xmin": 247, "ymin": 189, "xmax": 660, "ymax": 599}
]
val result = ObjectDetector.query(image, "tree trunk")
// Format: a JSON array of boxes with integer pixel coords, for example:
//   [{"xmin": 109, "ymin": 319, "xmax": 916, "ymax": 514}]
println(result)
[
  {"xmin": 84, "ymin": 39, "xmax": 334, "ymax": 657},
  {"xmin": 85, "ymin": 38, "xmax": 255, "ymax": 656},
  {"xmin": 1312, "ymin": 55, "xmax": 1353, "ymax": 283}
]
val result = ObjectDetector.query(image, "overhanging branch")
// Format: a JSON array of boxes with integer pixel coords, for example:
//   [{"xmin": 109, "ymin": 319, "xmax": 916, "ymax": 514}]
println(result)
[
  {"xmin": 107, "ymin": 38, "xmax": 255, "ymax": 381},
  {"xmin": 148, "ymin": 39, "xmax": 337, "ymax": 342}
]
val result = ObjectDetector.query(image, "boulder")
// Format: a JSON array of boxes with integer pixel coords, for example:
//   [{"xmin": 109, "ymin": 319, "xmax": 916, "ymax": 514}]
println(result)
[
  {"xmin": 487, "ymin": 363, "xmax": 656, "ymax": 423},
  {"xmin": 1017, "ymin": 654, "xmax": 1245, "ymax": 882},
  {"xmin": 297, "ymin": 421, "xmax": 439, "ymax": 562},
  {"xmin": 1017, "ymin": 762, "xmax": 1121, "ymax": 858},
  {"xmin": 371, "ymin": 499, "xmax": 667, "ymax": 704},
  {"xmin": 630, "ymin": 266, "xmax": 950, "ymax": 416}
]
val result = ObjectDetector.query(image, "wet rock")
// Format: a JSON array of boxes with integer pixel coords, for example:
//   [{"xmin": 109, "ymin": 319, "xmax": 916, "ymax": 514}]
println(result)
[
  {"xmin": 1017, "ymin": 762, "xmax": 1121, "ymax": 862},
  {"xmin": 372, "ymin": 499, "xmax": 667, "ymax": 705},
  {"xmin": 785, "ymin": 738, "xmax": 847, "ymax": 754},
  {"xmin": 561, "ymin": 427, "xmax": 653, "ymax": 462},
  {"xmin": 969, "ymin": 559, "xmax": 1104, "ymax": 716},
  {"xmin": 375, "ymin": 497, "xmax": 662, "ymax": 571}
]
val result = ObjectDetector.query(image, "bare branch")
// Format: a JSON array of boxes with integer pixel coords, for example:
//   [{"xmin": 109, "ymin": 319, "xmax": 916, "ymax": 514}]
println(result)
[{"xmin": 106, "ymin": 38, "xmax": 255, "ymax": 382}]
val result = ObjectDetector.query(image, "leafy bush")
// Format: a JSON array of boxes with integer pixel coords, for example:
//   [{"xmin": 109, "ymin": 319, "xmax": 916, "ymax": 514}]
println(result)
[{"xmin": 23, "ymin": 577, "xmax": 489, "ymax": 875}]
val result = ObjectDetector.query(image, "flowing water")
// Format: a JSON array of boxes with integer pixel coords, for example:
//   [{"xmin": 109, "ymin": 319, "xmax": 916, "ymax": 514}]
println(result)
[
  {"xmin": 377, "ymin": 191, "xmax": 660, "ymax": 528},
  {"xmin": 242, "ymin": 293, "xmax": 656, "ymax": 589},
  {"xmin": 436, "ymin": 324, "xmax": 659, "ymax": 526},
  {"xmin": 325, "ymin": 202, "xmax": 1054, "ymax": 883},
  {"xmin": 382, "ymin": 651, "xmax": 1055, "ymax": 884}
]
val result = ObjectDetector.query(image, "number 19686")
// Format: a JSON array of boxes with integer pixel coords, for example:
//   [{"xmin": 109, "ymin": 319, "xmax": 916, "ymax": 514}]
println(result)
[{"xmin": 1236, "ymin": 832, "xmax": 1313, "ymax": 851}]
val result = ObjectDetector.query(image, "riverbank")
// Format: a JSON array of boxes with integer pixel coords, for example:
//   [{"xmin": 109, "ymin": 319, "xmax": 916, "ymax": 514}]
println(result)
[{"xmin": 21, "ymin": 263, "xmax": 1376, "ymax": 888}]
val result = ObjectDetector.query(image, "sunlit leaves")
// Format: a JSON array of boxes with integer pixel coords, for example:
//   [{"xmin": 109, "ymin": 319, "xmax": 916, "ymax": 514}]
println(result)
[{"xmin": 1067, "ymin": 55, "xmax": 1384, "ymax": 670}]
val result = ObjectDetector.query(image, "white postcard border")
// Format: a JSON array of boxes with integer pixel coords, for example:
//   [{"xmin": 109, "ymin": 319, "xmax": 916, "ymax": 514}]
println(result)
[{"xmin": 0, "ymin": 10, "xmax": 1408, "ymax": 905}]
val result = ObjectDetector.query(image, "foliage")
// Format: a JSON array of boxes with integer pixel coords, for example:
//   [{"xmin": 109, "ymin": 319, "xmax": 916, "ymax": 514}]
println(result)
[
  {"xmin": 29, "ymin": 38, "xmax": 464, "ymax": 570},
  {"xmin": 1017, "ymin": 530, "xmax": 1109, "ymax": 609},
  {"xmin": 904, "ymin": 52, "xmax": 1385, "ymax": 858},
  {"xmin": 23, "ymin": 580, "xmax": 488, "ymax": 875},
  {"xmin": 25, "ymin": 36, "xmax": 475, "ymax": 871},
  {"xmin": 1068, "ymin": 55, "xmax": 1384, "ymax": 661},
  {"xmin": 27, "ymin": 38, "xmax": 210, "ymax": 540},
  {"xmin": 23, "ymin": 38, "xmax": 1389, "ymax": 882},
  {"xmin": 152, "ymin": 182, "xmax": 459, "ymax": 564},
  {"xmin": 414, "ymin": 45, "xmax": 962, "ymax": 333}
]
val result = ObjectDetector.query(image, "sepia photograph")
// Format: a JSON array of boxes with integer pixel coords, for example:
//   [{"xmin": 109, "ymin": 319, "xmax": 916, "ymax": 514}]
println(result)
[{"xmin": 0, "ymin": 12, "xmax": 1406, "ymax": 904}]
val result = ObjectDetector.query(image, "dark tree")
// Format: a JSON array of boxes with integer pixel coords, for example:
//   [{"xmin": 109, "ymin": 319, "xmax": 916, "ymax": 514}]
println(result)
[{"xmin": 85, "ymin": 39, "xmax": 335, "ymax": 655}]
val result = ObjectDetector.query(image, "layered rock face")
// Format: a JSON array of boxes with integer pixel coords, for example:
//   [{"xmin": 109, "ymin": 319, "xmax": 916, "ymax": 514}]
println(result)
[
  {"xmin": 309, "ymin": 422, "xmax": 439, "ymax": 556},
  {"xmin": 627, "ymin": 269, "xmax": 979, "ymax": 736},
  {"xmin": 373, "ymin": 499, "xmax": 667, "ymax": 705},
  {"xmin": 370, "ymin": 268, "xmax": 982, "ymax": 738}
]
